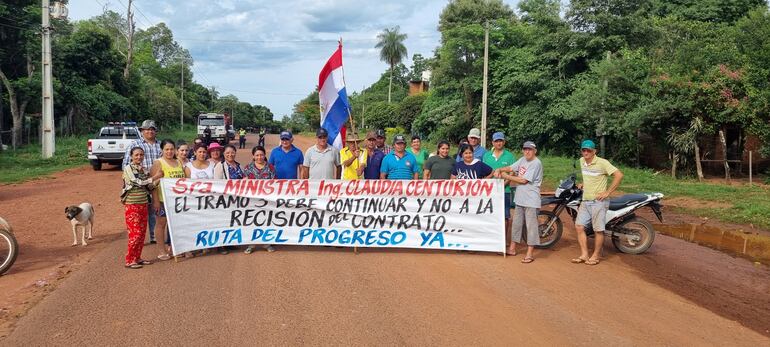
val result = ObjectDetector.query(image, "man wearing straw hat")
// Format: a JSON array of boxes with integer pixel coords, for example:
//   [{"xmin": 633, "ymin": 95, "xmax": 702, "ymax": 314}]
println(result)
[{"xmin": 340, "ymin": 133, "xmax": 367, "ymax": 180}]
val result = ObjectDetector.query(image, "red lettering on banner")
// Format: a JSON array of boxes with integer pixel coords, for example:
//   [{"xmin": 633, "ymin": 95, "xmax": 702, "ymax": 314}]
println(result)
[
  {"xmin": 284, "ymin": 180, "xmax": 309, "ymax": 196},
  {"xmin": 223, "ymin": 180, "xmax": 240, "ymax": 195},
  {"xmin": 453, "ymin": 180, "xmax": 466, "ymax": 196},
  {"xmin": 172, "ymin": 178, "xmax": 189, "ymax": 194},
  {"xmin": 479, "ymin": 180, "xmax": 493, "ymax": 196}
]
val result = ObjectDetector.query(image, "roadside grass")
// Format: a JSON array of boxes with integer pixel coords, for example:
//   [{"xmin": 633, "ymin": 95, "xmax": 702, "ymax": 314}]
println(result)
[
  {"xmin": 0, "ymin": 126, "xmax": 199, "ymax": 184},
  {"xmin": 539, "ymin": 155, "xmax": 770, "ymax": 230}
]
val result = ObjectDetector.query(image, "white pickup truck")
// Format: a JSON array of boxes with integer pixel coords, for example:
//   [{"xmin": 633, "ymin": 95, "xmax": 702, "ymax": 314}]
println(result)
[{"xmin": 87, "ymin": 122, "xmax": 141, "ymax": 170}]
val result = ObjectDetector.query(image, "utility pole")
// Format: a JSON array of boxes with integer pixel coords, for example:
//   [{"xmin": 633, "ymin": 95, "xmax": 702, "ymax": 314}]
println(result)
[
  {"xmin": 180, "ymin": 62, "xmax": 184, "ymax": 131},
  {"xmin": 599, "ymin": 51, "xmax": 610, "ymax": 158},
  {"xmin": 480, "ymin": 20, "xmax": 490, "ymax": 148},
  {"xmin": 41, "ymin": 0, "xmax": 55, "ymax": 158}
]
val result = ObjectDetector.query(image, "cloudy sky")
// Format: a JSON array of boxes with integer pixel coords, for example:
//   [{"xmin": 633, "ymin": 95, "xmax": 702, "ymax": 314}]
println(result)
[{"xmin": 69, "ymin": 0, "xmax": 520, "ymax": 118}]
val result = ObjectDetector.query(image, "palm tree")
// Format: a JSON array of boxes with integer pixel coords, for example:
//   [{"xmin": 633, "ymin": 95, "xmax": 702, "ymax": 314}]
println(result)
[{"xmin": 375, "ymin": 27, "xmax": 408, "ymax": 103}]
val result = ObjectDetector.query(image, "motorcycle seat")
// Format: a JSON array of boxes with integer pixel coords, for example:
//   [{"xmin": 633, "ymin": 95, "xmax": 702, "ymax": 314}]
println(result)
[
  {"xmin": 608, "ymin": 194, "xmax": 648, "ymax": 211},
  {"xmin": 541, "ymin": 196, "xmax": 560, "ymax": 205}
]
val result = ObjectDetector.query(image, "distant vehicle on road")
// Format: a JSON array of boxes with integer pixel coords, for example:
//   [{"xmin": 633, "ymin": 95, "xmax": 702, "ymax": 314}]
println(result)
[
  {"xmin": 87, "ymin": 122, "xmax": 141, "ymax": 171},
  {"xmin": 197, "ymin": 113, "xmax": 231, "ymax": 145}
]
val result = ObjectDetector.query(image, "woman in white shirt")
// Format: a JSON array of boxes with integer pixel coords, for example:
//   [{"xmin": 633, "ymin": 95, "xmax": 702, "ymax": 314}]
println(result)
[{"xmin": 184, "ymin": 143, "xmax": 215, "ymax": 179}]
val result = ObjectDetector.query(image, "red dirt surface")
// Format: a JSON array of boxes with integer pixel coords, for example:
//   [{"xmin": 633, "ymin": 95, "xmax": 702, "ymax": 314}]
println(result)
[{"xmin": 0, "ymin": 134, "xmax": 767, "ymax": 344}]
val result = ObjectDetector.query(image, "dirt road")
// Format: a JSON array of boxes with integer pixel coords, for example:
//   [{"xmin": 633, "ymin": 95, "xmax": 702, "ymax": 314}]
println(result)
[{"xmin": 1, "ymin": 134, "xmax": 768, "ymax": 345}]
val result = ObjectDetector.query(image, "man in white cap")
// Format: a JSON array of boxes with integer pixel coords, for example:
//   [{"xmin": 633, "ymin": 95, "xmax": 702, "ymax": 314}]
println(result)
[
  {"xmin": 122, "ymin": 119, "xmax": 161, "ymax": 244},
  {"xmin": 456, "ymin": 128, "xmax": 486, "ymax": 162}
]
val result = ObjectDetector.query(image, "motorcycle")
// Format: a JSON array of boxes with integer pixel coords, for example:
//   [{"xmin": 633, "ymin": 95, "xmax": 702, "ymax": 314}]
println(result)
[
  {"xmin": 0, "ymin": 216, "xmax": 19, "ymax": 275},
  {"xmin": 535, "ymin": 173, "xmax": 664, "ymax": 254}
]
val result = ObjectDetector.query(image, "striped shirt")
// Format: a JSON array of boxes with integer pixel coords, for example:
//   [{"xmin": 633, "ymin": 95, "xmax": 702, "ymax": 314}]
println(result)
[{"xmin": 122, "ymin": 138, "xmax": 161, "ymax": 171}]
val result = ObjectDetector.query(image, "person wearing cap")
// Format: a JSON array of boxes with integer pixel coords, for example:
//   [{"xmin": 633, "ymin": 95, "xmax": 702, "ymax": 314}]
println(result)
[
  {"xmin": 497, "ymin": 141, "xmax": 543, "ymax": 262},
  {"xmin": 122, "ymin": 119, "xmax": 162, "ymax": 244},
  {"xmin": 456, "ymin": 128, "xmax": 486, "ymax": 162},
  {"xmin": 483, "ymin": 132, "xmax": 517, "ymax": 246},
  {"xmin": 572, "ymin": 139, "xmax": 624, "ymax": 266},
  {"xmin": 380, "ymin": 135, "xmax": 419, "ymax": 180},
  {"xmin": 269, "ymin": 131, "xmax": 304, "ymax": 179},
  {"xmin": 303, "ymin": 128, "xmax": 341, "ymax": 179},
  {"xmin": 340, "ymin": 133, "xmax": 368, "ymax": 180},
  {"xmin": 363, "ymin": 131, "xmax": 385, "ymax": 179},
  {"xmin": 375, "ymin": 129, "xmax": 392, "ymax": 155}
]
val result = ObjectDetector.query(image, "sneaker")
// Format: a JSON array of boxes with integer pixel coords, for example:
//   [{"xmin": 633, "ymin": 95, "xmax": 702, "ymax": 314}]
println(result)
[
  {"xmin": 244, "ymin": 246, "xmax": 254, "ymax": 254},
  {"xmin": 264, "ymin": 245, "xmax": 276, "ymax": 253}
]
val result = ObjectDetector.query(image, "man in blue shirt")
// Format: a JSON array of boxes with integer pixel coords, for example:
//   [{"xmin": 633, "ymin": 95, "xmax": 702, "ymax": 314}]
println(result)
[
  {"xmin": 269, "ymin": 131, "xmax": 304, "ymax": 179},
  {"xmin": 380, "ymin": 134, "xmax": 418, "ymax": 180},
  {"xmin": 364, "ymin": 131, "xmax": 384, "ymax": 179},
  {"xmin": 456, "ymin": 127, "xmax": 487, "ymax": 162}
]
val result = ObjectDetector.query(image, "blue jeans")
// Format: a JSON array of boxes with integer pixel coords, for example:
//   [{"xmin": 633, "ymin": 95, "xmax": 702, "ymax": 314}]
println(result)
[{"xmin": 147, "ymin": 202, "xmax": 156, "ymax": 241}]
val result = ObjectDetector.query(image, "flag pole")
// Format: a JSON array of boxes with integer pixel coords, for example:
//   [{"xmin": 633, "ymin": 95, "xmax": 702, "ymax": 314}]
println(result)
[
  {"xmin": 339, "ymin": 38, "xmax": 359, "ymax": 255},
  {"xmin": 339, "ymin": 38, "xmax": 357, "ymax": 136}
]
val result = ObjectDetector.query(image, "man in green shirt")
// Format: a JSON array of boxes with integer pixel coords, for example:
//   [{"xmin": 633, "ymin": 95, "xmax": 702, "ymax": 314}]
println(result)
[
  {"xmin": 484, "ymin": 132, "xmax": 516, "ymax": 248},
  {"xmin": 573, "ymin": 139, "xmax": 624, "ymax": 266}
]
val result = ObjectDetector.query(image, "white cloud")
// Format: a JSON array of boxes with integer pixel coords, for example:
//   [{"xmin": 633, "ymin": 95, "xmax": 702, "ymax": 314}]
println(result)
[{"xmin": 67, "ymin": 0, "xmax": 521, "ymax": 117}]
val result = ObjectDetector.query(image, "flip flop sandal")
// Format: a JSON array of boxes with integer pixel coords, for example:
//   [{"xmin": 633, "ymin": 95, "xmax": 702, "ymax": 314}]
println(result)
[
  {"xmin": 125, "ymin": 263, "xmax": 143, "ymax": 269},
  {"xmin": 157, "ymin": 254, "xmax": 171, "ymax": 261},
  {"xmin": 521, "ymin": 257, "xmax": 535, "ymax": 264},
  {"xmin": 137, "ymin": 260, "xmax": 152, "ymax": 265},
  {"xmin": 586, "ymin": 259, "xmax": 600, "ymax": 266},
  {"xmin": 571, "ymin": 257, "xmax": 588, "ymax": 264}
]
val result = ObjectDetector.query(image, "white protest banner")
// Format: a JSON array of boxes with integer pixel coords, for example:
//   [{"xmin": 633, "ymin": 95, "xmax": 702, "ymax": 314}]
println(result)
[{"xmin": 161, "ymin": 178, "xmax": 505, "ymax": 254}]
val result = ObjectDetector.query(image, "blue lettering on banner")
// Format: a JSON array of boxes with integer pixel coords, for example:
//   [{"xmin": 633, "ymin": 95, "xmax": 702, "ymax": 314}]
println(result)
[
  {"xmin": 251, "ymin": 229, "xmax": 289, "ymax": 243},
  {"xmin": 195, "ymin": 228, "xmax": 243, "ymax": 247},
  {"xmin": 419, "ymin": 232, "xmax": 445, "ymax": 247},
  {"xmin": 294, "ymin": 228, "xmax": 407, "ymax": 246}
]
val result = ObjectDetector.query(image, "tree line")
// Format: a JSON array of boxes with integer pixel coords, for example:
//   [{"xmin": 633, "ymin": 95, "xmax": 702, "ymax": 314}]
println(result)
[
  {"xmin": 0, "ymin": 1, "xmax": 276, "ymax": 149},
  {"xmin": 292, "ymin": 0, "xmax": 770, "ymax": 177}
]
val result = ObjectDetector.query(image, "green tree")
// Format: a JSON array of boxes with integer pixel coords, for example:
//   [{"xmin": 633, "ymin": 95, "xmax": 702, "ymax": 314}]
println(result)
[
  {"xmin": 375, "ymin": 26, "xmax": 408, "ymax": 103},
  {"xmin": 396, "ymin": 93, "xmax": 427, "ymax": 133},
  {"xmin": 408, "ymin": 54, "xmax": 429, "ymax": 81}
]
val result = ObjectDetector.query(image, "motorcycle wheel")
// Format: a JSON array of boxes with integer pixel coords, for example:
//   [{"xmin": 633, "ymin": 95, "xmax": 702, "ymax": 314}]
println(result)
[
  {"xmin": 0, "ymin": 223, "xmax": 19, "ymax": 275},
  {"xmin": 534, "ymin": 210, "xmax": 563, "ymax": 249},
  {"xmin": 611, "ymin": 217, "xmax": 655, "ymax": 254}
]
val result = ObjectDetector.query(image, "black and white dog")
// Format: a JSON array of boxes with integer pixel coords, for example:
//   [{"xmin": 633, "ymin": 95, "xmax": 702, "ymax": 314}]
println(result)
[{"xmin": 64, "ymin": 203, "xmax": 95, "ymax": 246}]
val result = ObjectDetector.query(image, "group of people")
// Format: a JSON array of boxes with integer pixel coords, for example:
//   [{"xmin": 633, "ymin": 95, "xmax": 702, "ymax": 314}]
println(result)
[{"xmin": 119, "ymin": 119, "xmax": 623, "ymax": 269}]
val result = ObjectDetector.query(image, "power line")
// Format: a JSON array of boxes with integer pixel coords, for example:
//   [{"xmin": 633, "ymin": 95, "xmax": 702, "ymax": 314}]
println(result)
[
  {"xmin": 132, "ymin": 1, "xmax": 155, "ymax": 27},
  {"xmin": 0, "ymin": 21, "xmax": 37, "ymax": 31},
  {"xmin": 0, "ymin": 15, "xmax": 36, "ymax": 28}
]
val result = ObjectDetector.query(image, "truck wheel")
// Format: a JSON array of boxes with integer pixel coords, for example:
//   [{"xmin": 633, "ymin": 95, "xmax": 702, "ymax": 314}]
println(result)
[{"xmin": 90, "ymin": 160, "xmax": 102, "ymax": 171}]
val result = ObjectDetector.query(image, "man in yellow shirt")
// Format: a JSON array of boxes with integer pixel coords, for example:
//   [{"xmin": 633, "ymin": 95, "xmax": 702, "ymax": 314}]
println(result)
[
  {"xmin": 340, "ymin": 133, "xmax": 367, "ymax": 180},
  {"xmin": 573, "ymin": 139, "xmax": 624, "ymax": 266}
]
